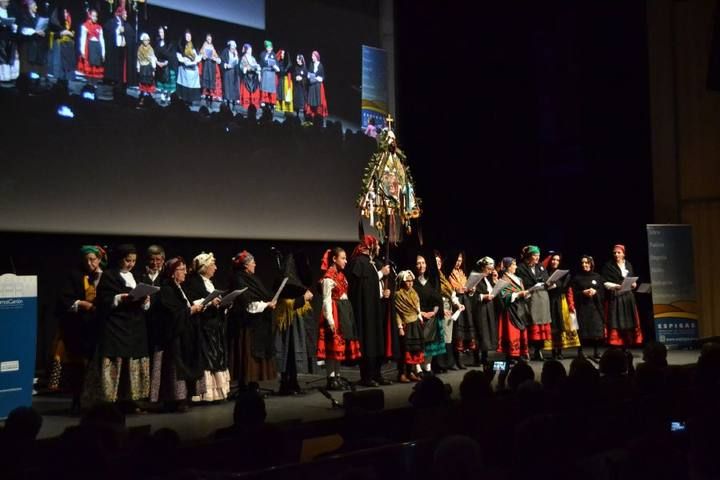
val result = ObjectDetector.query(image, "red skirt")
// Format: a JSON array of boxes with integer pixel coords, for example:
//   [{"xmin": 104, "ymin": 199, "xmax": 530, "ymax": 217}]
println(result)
[
  {"xmin": 240, "ymin": 83, "xmax": 260, "ymax": 109},
  {"xmin": 317, "ymin": 326, "xmax": 361, "ymax": 361},
  {"xmin": 497, "ymin": 312, "xmax": 528, "ymax": 357},
  {"xmin": 529, "ymin": 323, "xmax": 552, "ymax": 342}
]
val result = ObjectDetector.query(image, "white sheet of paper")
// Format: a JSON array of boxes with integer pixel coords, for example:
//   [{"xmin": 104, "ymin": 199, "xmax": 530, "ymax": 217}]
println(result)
[
  {"xmin": 618, "ymin": 276, "xmax": 639, "ymax": 294},
  {"xmin": 128, "ymin": 283, "xmax": 160, "ymax": 300},
  {"xmin": 490, "ymin": 279, "xmax": 509, "ymax": 297},
  {"xmin": 528, "ymin": 282, "xmax": 546, "ymax": 293},
  {"xmin": 465, "ymin": 271, "xmax": 485, "ymax": 291},
  {"xmin": 219, "ymin": 287, "xmax": 248, "ymax": 308},
  {"xmin": 201, "ymin": 289, "xmax": 225, "ymax": 306},
  {"xmin": 271, "ymin": 277, "xmax": 289, "ymax": 304},
  {"xmin": 35, "ymin": 17, "xmax": 49, "ymax": 32},
  {"xmin": 546, "ymin": 269, "xmax": 569, "ymax": 285},
  {"xmin": 636, "ymin": 283, "xmax": 652, "ymax": 294},
  {"xmin": 451, "ymin": 308, "xmax": 463, "ymax": 322}
]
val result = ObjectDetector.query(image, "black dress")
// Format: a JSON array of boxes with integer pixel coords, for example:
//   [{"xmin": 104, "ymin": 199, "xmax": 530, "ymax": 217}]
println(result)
[
  {"xmin": 571, "ymin": 271, "xmax": 605, "ymax": 340},
  {"xmin": 473, "ymin": 277, "xmax": 498, "ymax": 353},
  {"xmin": 227, "ymin": 270, "xmax": 277, "ymax": 383},
  {"xmin": 220, "ymin": 46, "xmax": 240, "ymax": 102},
  {"xmin": 292, "ymin": 63, "xmax": 307, "ymax": 113}
]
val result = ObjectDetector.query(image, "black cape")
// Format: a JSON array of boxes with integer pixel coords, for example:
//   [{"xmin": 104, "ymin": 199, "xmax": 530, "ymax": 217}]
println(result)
[
  {"xmin": 184, "ymin": 274, "xmax": 228, "ymax": 372},
  {"xmin": 347, "ymin": 254, "xmax": 385, "ymax": 359},
  {"xmin": 102, "ymin": 16, "xmax": 136, "ymax": 85},
  {"xmin": 96, "ymin": 269, "xmax": 149, "ymax": 358}
]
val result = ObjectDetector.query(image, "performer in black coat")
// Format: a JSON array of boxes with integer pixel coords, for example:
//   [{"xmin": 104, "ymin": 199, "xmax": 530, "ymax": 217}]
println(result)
[
  {"xmin": 184, "ymin": 252, "xmax": 230, "ymax": 402},
  {"xmin": 83, "ymin": 244, "xmax": 150, "ymax": 410},
  {"xmin": 572, "ymin": 255, "xmax": 605, "ymax": 360},
  {"xmin": 227, "ymin": 250, "xmax": 277, "ymax": 386},
  {"xmin": 348, "ymin": 235, "xmax": 392, "ymax": 386},
  {"xmin": 103, "ymin": 2, "xmax": 136, "ymax": 88}
]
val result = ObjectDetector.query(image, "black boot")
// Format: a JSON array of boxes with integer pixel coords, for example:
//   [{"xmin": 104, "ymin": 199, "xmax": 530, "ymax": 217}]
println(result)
[
  {"xmin": 472, "ymin": 351, "xmax": 482, "ymax": 367},
  {"xmin": 455, "ymin": 350, "xmax": 467, "ymax": 370},
  {"xmin": 532, "ymin": 348, "xmax": 544, "ymax": 362}
]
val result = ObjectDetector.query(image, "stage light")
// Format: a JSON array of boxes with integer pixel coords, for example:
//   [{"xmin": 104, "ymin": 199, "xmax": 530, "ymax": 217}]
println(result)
[
  {"xmin": 56, "ymin": 105, "xmax": 74, "ymax": 118},
  {"xmin": 29, "ymin": 72, "xmax": 39, "ymax": 80},
  {"xmin": 81, "ymin": 84, "xmax": 96, "ymax": 101}
]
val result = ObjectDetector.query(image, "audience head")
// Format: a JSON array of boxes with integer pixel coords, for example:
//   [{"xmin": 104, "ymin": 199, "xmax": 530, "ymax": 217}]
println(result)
[
  {"xmin": 642, "ymin": 341, "xmax": 668, "ymax": 368},
  {"xmin": 599, "ymin": 347, "xmax": 628, "ymax": 377},
  {"xmin": 459, "ymin": 370, "xmax": 493, "ymax": 404},
  {"xmin": 507, "ymin": 361, "xmax": 535, "ymax": 392},
  {"xmin": 541, "ymin": 359, "xmax": 567, "ymax": 390},
  {"xmin": 409, "ymin": 376, "xmax": 451, "ymax": 409},
  {"xmin": 3, "ymin": 406, "xmax": 42, "ymax": 443}
]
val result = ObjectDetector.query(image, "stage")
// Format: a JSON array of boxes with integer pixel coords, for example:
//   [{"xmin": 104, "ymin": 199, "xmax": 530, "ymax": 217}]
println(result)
[{"xmin": 28, "ymin": 348, "xmax": 701, "ymax": 441}]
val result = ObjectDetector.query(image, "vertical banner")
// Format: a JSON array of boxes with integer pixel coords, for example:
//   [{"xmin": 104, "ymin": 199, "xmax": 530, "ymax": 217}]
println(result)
[
  {"xmin": 0, "ymin": 274, "xmax": 37, "ymax": 419},
  {"xmin": 361, "ymin": 45, "xmax": 389, "ymax": 130},
  {"xmin": 646, "ymin": 225, "xmax": 699, "ymax": 347}
]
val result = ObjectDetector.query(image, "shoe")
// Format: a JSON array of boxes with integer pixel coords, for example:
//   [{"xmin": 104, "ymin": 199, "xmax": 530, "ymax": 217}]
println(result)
[
  {"xmin": 397, "ymin": 374, "xmax": 410, "ymax": 384},
  {"xmin": 532, "ymin": 351, "xmax": 544, "ymax": 362},
  {"xmin": 176, "ymin": 402, "xmax": 189, "ymax": 413},
  {"xmin": 408, "ymin": 372, "xmax": 421, "ymax": 382},
  {"xmin": 447, "ymin": 365, "xmax": 459, "ymax": 371},
  {"xmin": 374, "ymin": 377, "xmax": 393, "ymax": 386},
  {"xmin": 327, "ymin": 378, "xmax": 344, "ymax": 391},
  {"xmin": 556, "ymin": 353, "xmax": 564, "ymax": 360}
]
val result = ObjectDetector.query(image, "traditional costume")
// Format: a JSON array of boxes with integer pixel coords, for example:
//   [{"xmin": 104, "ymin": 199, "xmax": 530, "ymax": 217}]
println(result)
[
  {"xmin": 136, "ymin": 33, "xmax": 156, "ymax": 94},
  {"xmin": 347, "ymin": 235, "xmax": 390, "ymax": 385},
  {"xmin": 394, "ymin": 270, "xmax": 425, "ymax": 381},
  {"xmin": 497, "ymin": 258, "xmax": 529, "ymax": 359},
  {"xmin": 176, "ymin": 32, "xmax": 201, "ymax": 104},
  {"xmin": 227, "ymin": 251, "xmax": 277, "ymax": 385},
  {"xmin": 103, "ymin": 4, "xmax": 136, "ymax": 87},
  {"xmin": 471, "ymin": 257, "xmax": 498, "ymax": 366},
  {"xmin": 199, "ymin": 36, "xmax": 221, "ymax": 100},
  {"xmin": 259, "ymin": 40, "xmax": 277, "ymax": 106},
  {"xmin": 154, "ymin": 28, "xmax": 177, "ymax": 99},
  {"xmin": 0, "ymin": 1, "xmax": 19, "ymax": 82},
  {"xmin": 543, "ymin": 253, "xmax": 581, "ymax": 357},
  {"xmin": 306, "ymin": 50, "xmax": 328, "ymax": 118},
  {"xmin": 220, "ymin": 40, "xmax": 240, "ymax": 104},
  {"xmin": 83, "ymin": 245, "xmax": 150, "ymax": 407},
  {"xmin": 275, "ymin": 49, "xmax": 293, "ymax": 112},
  {"xmin": 516, "ymin": 245, "xmax": 552, "ymax": 357},
  {"xmin": 317, "ymin": 249, "xmax": 361, "ymax": 390},
  {"xmin": 292, "ymin": 54, "xmax": 308, "ymax": 116},
  {"xmin": 47, "ymin": 7, "xmax": 74, "ymax": 82},
  {"xmin": 77, "ymin": 11, "xmax": 104, "ymax": 80},
  {"xmin": 601, "ymin": 245, "xmax": 643, "ymax": 347},
  {"xmin": 184, "ymin": 253, "xmax": 230, "ymax": 402},
  {"xmin": 240, "ymin": 43, "xmax": 260, "ymax": 109}
]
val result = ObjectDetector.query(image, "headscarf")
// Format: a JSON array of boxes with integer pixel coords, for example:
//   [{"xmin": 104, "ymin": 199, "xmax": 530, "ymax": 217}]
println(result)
[
  {"xmin": 613, "ymin": 244, "xmax": 626, "ymax": 254},
  {"xmin": 398, "ymin": 270, "xmax": 415, "ymax": 282},
  {"xmin": 351, "ymin": 234, "xmax": 379, "ymax": 259},
  {"xmin": 311, "ymin": 50, "xmax": 320, "ymax": 61},
  {"xmin": 80, "ymin": 245, "xmax": 107, "ymax": 268},
  {"xmin": 227, "ymin": 40, "xmax": 237, "ymax": 49},
  {"xmin": 522, "ymin": 245, "xmax": 540, "ymax": 260},
  {"xmin": 232, "ymin": 250, "xmax": 254, "ymax": 270},
  {"xmin": 320, "ymin": 249, "xmax": 332, "ymax": 271},
  {"xmin": 193, "ymin": 252, "xmax": 215, "ymax": 273},
  {"xmin": 164, "ymin": 257, "xmax": 185, "ymax": 278},
  {"xmin": 542, "ymin": 251, "xmax": 561, "ymax": 271},
  {"xmin": 296, "ymin": 54, "xmax": 305, "ymax": 66},
  {"xmin": 264, "ymin": 40, "xmax": 273, "ymax": 49},
  {"xmin": 502, "ymin": 257, "xmax": 516, "ymax": 270},
  {"xmin": 242, "ymin": 43, "xmax": 251, "ymax": 54},
  {"xmin": 476, "ymin": 256, "xmax": 494, "ymax": 269}
]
